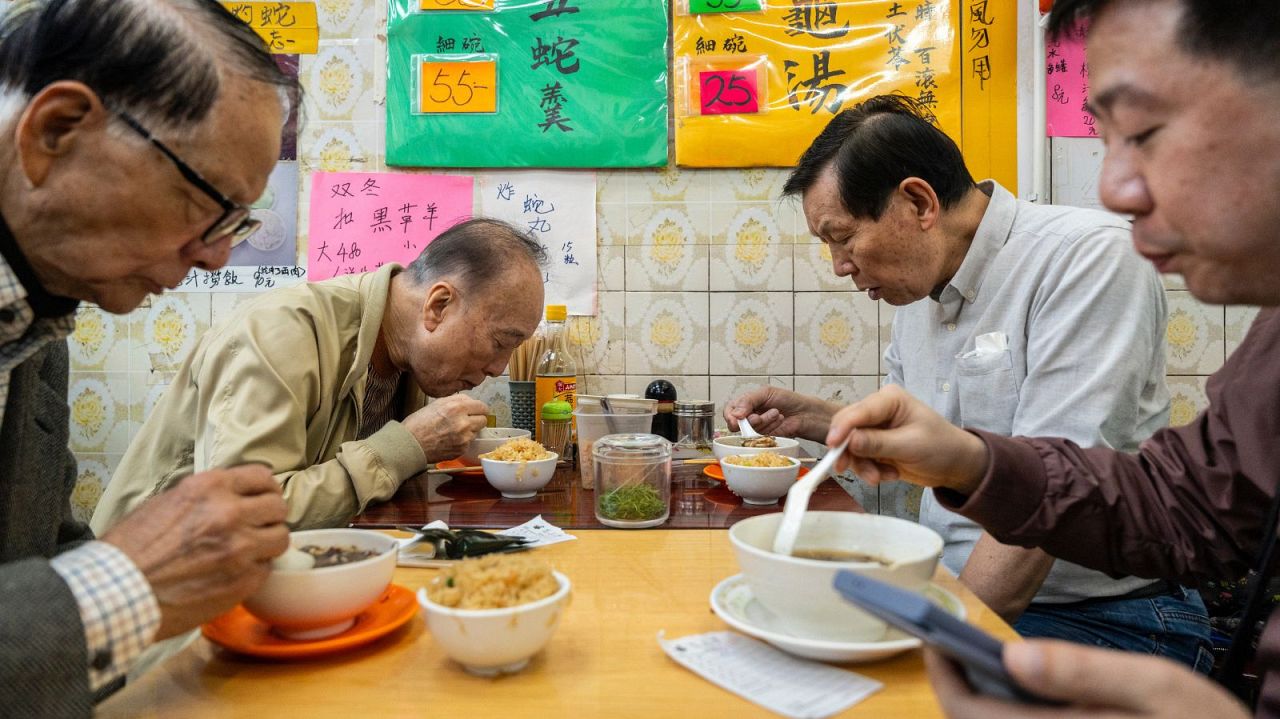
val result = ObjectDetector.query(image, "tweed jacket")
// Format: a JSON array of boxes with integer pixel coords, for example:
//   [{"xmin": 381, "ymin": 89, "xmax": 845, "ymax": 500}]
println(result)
[{"xmin": 0, "ymin": 341, "xmax": 96, "ymax": 718}]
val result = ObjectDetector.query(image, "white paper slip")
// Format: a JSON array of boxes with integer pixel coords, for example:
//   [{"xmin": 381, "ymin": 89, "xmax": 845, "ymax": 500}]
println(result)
[
  {"xmin": 658, "ymin": 631, "xmax": 882, "ymax": 719},
  {"xmin": 500, "ymin": 515, "xmax": 577, "ymax": 547}
]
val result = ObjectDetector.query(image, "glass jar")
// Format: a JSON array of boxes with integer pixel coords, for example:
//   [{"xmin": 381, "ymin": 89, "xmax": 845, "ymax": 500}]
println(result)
[
  {"xmin": 593, "ymin": 433, "xmax": 671, "ymax": 529},
  {"xmin": 674, "ymin": 399, "xmax": 716, "ymax": 450}
]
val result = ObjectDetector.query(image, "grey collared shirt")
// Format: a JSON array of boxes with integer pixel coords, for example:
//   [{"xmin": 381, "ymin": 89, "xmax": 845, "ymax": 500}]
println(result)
[{"xmin": 885, "ymin": 181, "xmax": 1168, "ymax": 603}]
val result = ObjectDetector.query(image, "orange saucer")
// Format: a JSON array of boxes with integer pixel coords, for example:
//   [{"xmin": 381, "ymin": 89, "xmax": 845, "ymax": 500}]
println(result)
[
  {"xmin": 201, "ymin": 584, "xmax": 417, "ymax": 659},
  {"xmin": 436, "ymin": 459, "xmax": 485, "ymax": 476},
  {"xmin": 703, "ymin": 463, "xmax": 810, "ymax": 482}
]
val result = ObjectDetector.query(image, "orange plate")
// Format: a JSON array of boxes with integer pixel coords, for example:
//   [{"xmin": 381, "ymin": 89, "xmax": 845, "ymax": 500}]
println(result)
[
  {"xmin": 436, "ymin": 458, "xmax": 485, "ymax": 476},
  {"xmin": 703, "ymin": 463, "xmax": 810, "ymax": 482},
  {"xmin": 201, "ymin": 584, "xmax": 417, "ymax": 660}
]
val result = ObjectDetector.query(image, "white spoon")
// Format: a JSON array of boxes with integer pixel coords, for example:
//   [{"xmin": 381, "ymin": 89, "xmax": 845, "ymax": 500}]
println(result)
[
  {"xmin": 771, "ymin": 439, "xmax": 849, "ymax": 556},
  {"xmin": 738, "ymin": 416, "xmax": 763, "ymax": 439}
]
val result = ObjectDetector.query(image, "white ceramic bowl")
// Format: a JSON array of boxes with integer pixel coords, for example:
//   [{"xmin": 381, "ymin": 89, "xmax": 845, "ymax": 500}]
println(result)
[
  {"xmin": 420, "ymin": 571, "xmax": 572, "ymax": 676},
  {"xmin": 480, "ymin": 453, "xmax": 559, "ymax": 498},
  {"xmin": 729, "ymin": 512, "xmax": 942, "ymax": 643},
  {"xmin": 458, "ymin": 427, "xmax": 532, "ymax": 466},
  {"xmin": 721, "ymin": 454, "xmax": 801, "ymax": 505},
  {"xmin": 712, "ymin": 435, "xmax": 801, "ymax": 462},
  {"xmin": 243, "ymin": 528, "xmax": 398, "ymax": 640}
]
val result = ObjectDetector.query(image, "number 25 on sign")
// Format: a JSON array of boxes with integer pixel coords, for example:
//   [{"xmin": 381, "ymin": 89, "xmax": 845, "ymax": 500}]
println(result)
[
  {"xmin": 417, "ymin": 59, "xmax": 498, "ymax": 114},
  {"xmin": 698, "ymin": 69, "xmax": 759, "ymax": 115}
]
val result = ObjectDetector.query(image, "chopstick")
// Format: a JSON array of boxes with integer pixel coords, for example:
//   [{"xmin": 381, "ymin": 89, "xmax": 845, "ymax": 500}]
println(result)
[
  {"xmin": 681, "ymin": 457, "xmax": 818, "ymax": 464},
  {"xmin": 430, "ymin": 464, "xmax": 483, "ymax": 474}
]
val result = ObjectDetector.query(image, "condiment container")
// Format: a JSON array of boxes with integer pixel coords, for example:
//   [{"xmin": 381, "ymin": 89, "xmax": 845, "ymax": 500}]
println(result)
[
  {"xmin": 674, "ymin": 399, "xmax": 716, "ymax": 450},
  {"xmin": 593, "ymin": 433, "xmax": 671, "ymax": 529},
  {"xmin": 540, "ymin": 400, "xmax": 573, "ymax": 458}
]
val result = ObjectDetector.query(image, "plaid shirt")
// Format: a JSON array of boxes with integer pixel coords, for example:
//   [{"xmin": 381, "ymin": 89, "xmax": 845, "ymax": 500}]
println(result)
[{"xmin": 0, "ymin": 249, "xmax": 160, "ymax": 692}]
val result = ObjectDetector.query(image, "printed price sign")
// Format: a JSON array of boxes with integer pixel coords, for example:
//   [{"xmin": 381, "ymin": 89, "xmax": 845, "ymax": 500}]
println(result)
[
  {"xmin": 698, "ymin": 69, "xmax": 759, "ymax": 115},
  {"xmin": 418, "ymin": 58, "xmax": 498, "ymax": 114},
  {"xmin": 419, "ymin": 0, "xmax": 494, "ymax": 10},
  {"xmin": 689, "ymin": 0, "xmax": 762, "ymax": 14}
]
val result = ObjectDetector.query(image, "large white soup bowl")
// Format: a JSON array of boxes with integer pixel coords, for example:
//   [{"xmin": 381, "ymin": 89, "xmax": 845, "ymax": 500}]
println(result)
[
  {"xmin": 243, "ymin": 528, "xmax": 398, "ymax": 640},
  {"xmin": 712, "ymin": 435, "xmax": 800, "ymax": 462},
  {"xmin": 729, "ymin": 512, "xmax": 942, "ymax": 642}
]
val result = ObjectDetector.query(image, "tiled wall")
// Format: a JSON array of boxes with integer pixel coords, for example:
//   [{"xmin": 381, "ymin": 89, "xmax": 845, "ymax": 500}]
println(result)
[{"xmin": 62, "ymin": 0, "xmax": 1258, "ymax": 523}]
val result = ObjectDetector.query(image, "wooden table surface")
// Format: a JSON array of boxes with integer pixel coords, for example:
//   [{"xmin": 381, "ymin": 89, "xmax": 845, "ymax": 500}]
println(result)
[
  {"xmin": 352, "ymin": 458, "xmax": 864, "ymax": 529},
  {"xmin": 98, "ymin": 529, "xmax": 1015, "ymax": 718}
]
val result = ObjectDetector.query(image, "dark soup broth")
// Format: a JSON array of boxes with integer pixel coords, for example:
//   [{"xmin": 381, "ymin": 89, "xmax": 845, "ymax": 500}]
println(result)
[
  {"xmin": 792, "ymin": 548, "xmax": 891, "ymax": 566},
  {"xmin": 300, "ymin": 544, "xmax": 378, "ymax": 568}
]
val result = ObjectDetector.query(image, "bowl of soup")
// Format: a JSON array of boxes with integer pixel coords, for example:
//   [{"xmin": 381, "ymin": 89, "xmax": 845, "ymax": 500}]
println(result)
[
  {"xmin": 729, "ymin": 512, "xmax": 942, "ymax": 642},
  {"xmin": 712, "ymin": 434, "xmax": 800, "ymax": 462},
  {"xmin": 242, "ymin": 528, "xmax": 398, "ymax": 639}
]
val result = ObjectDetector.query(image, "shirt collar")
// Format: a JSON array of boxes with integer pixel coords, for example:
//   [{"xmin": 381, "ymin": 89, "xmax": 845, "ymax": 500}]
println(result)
[
  {"xmin": 0, "ymin": 212, "xmax": 80, "ymax": 319},
  {"xmin": 936, "ymin": 180, "xmax": 1017, "ymax": 308}
]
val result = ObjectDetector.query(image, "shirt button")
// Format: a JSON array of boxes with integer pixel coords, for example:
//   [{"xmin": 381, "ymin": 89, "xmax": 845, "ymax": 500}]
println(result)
[
  {"xmin": 942, "ymin": 382, "xmax": 952, "ymax": 392},
  {"xmin": 946, "ymin": 323, "xmax": 956, "ymax": 332},
  {"xmin": 964, "ymin": 290, "xmax": 976, "ymax": 301},
  {"xmin": 0, "ymin": 308, "xmax": 14, "ymax": 324},
  {"xmin": 91, "ymin": 646, "xmax": 113, "ymax": 671}
]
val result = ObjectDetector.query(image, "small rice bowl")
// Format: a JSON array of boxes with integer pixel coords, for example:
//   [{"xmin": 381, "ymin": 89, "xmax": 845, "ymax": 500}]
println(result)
[{"xmin": 425, "ymin": 554, "xmax": 559, "ymax": 609}]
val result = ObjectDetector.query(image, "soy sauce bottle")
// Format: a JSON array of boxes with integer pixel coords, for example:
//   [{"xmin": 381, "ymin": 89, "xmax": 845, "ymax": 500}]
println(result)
[{"xmin": 645, "ymin": 379, "xmax": 677, "ymax": 442}]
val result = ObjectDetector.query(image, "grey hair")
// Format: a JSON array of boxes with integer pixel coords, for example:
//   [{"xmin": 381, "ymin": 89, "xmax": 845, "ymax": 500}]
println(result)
[
  {"xmin": 405, "ymin": 218, "xmax": 550, "ymax": 295},
  {"xmin": 0, "ymin": 0, "xmax": 298, "ymax": 136}
]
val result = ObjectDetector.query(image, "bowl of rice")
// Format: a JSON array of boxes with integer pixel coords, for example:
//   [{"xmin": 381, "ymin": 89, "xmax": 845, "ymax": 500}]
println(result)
[
  {"xmin": 712, "ymin": 434, "xmax": 801, "ymax": 462},
  {"xmin": 721, "ymin": 452, "xmax": 802, "ymax": 505},
  {"xmin": 479, "ymin": 438, "xmax": 559, "ymax": 499},
  {"xmin": 418, "ymin": 554, "xmax": 571, "ymax": 676}
]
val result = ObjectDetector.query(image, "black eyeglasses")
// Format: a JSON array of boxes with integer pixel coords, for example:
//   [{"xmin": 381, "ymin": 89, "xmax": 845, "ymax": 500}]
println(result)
[{"xmin": 114, "ymin": 111, "xmax": 261, "ymax": 247}]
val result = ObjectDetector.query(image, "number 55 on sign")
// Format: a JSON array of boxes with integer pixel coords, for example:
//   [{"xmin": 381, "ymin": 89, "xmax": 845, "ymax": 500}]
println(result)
[{"xmin": 414, "ymin": 55, "xmax": 498, "ymax": 114}]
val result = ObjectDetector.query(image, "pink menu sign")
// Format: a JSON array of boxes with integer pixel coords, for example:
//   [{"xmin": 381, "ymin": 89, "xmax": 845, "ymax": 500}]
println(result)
[
  {"xmin": 307, "ymin": 172, "xmax": 474, "ymax": 280},
  {"xmin": 1045, "ymin": 20, "xmax": 1096, "ymax": 138}
]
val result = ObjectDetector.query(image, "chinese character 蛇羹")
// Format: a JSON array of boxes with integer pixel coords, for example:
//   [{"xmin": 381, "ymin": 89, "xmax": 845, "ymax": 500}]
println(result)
[{"xmin": 530, "ymin": 36, "xmax": 581, "ymax": 75}]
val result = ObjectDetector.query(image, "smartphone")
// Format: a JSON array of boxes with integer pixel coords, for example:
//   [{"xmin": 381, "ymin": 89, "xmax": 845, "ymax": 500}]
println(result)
[{"xmin": 832, "ymin": 570, "xmax": 1061, "ymax": 706}]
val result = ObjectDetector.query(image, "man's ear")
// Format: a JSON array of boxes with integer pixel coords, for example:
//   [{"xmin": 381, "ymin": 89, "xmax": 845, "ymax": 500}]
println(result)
[
  {"xmin": 897, "ymin": 177, "xmax": 942, "ymax": 231},
  {"xmin": 421, "ymin": 280, "xmax": 456, "ymax": 332},
  {"xmin": 15, "ymin": 81, "xmax": 106, "ymax": 187}
]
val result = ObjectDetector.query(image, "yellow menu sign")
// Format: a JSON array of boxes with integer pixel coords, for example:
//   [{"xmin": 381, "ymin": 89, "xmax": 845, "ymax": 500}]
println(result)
[
  {"xmin": 221, "ymin": 2, "xmax": 319, "ymax": 54},
  {"xmin": 417, "ymin": 59, "xmax": 499, "ymax": 114},
  {"xmin": 673, "ymin": 0, "xmax": 1017, "ymax": 190}
]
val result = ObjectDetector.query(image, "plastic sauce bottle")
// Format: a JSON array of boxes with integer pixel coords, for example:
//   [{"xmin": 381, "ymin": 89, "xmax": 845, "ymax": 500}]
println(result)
[
  {"xmin": 645, "ymin": 379, "xmax": 678, "ymax": 442},
  {"xmin": 534, "ymin": 304, "xmax": 577, "ymax": 443},
  {"xmin": 540, "ymin": 400, "xmax": 573, "ymax": 458}
]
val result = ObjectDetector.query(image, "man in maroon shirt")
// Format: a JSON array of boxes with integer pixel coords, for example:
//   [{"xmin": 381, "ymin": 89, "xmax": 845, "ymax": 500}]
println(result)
[{"xmin": 820, "ymin": 1, "xmax": 1280, "ymax": 717}]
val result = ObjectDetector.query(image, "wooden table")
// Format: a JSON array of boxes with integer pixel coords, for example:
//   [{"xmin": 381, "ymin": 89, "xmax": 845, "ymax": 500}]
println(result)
[
  {"xmin": 353, "ymin": 459, "xmax": 864, "ymax": 529},
  {"xmin": 97, "ymin": 530, "xmax": 1015, "ymax": 718}
]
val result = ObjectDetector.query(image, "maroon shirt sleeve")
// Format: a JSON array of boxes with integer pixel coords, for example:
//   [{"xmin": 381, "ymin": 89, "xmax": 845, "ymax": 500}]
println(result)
[{"xmin": 937, "ymin": 308, "xmax": 1280, "ymax": 585}]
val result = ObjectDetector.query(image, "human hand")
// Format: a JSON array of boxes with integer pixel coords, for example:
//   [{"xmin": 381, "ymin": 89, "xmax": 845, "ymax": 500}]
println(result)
[
  {"xmin": 402, "ymin": 394, "xmax": 489, "ymax": 463},
  {"xmin": 825, "ymin": 384, "xmax": 988, "ymax": 494},
  {"xmin": 101, "ymin": 465, "xmax": 289, "ymax": 639},
  {"xmin": 925, "ymin": 639, "xmax": 1247, "ymax": 719},
  {"xmin": 722, "ymin": 386, "xmax": 836, "ymax": 442}
]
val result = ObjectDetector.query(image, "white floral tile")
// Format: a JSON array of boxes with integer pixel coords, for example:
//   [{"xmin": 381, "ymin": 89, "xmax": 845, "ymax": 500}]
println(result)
[
  {"xmin": 623, "ymin": 292, "xmax": 710, "ymax": 376},
  {"xmin": 709, "ymin": 293, "xmax": 793, "ymax": 375},
  {"xmin": 71, "ymin": 453, "xmax": 121, "ymax": 524},
  {"xmin": 793, "ymin": 375, "xmax": 881, "ymax": 408},
  {"xmin": 300, "ymin": 40, "xmax": 379, "ymax": 123},
  {"xmin": 1164, "ymin": 291, "xmax": 1225, "ymax": 375},
  {"xmin": 597, "ymin": 171, "xmax": 627, "ymax": 204},
  {"xmin": 625, "ymin": 244, "xmax": 710, "ymax": 292},
  {"xmin": 793, "ymin": 292, "xmax": 880, "ymax": 375},
  {"xmin": 707, "ymin": 168, "xmax": 790, "ymax": 202},
  {"xmin": 878, "ymin": 302, "xmax": 896, "ymax": 376},
  {"xmin": 1226, "ymin": 305, "xmax": 1262, "ymax": 359},
  {"xmin": 708, "ymin": 376, "xmax": 794, "ymax": 422},
  {"xmin": 793, "ymin": 241, "xmax": 850, "ymax": 292},
  {"xmin": 210, "ymin": 294, "xmax": 256, "ymax": 331},
  {"xmin": 68, "ymin": 305, "xmax": 129, "ymax": 372},
  {"xmin": 464, "ymin": 376, "xmax": 512, "ymax": 427},
  {"xmin": 1166, "ymin": 376, "xmax": 1209, "ymax": 428},
  {"xmin": 624, "ymin": 375, "xmax": 711, "ymax": 402},
  {"xmin": 139, "ymin": 294, "xmax": 210, "ymax": 375},
  {"xmin": 577, "ymin": 374, "xmax": 626, "ymax": 398},
  {"xmin": 627, "ymin": 203, "xmax": 710, "ymax": 246},
  {"xmin": 315, "ymin": 0, "xmax": 381, "ymax": 40},
  {"xmin": 67, "ymin": 372, "xmax": 129, "ymax": 454},
  {"xmin": 298, "ymin": 121, "xmax": 380, "ymax": 174},
  {"xmin": 626, "ymin": 166, "xmax": 710, "ymax": 203},
  {"xmin": 568, "ymin": 292, "xmax": 625, "ymax": 375},
  {"xmin": 1162, "ymin": 273, "xmax": 1186, "ymax": 290},
  {"xmin": 597, "ymin": 202, "xmax": 626, "ymax": 246},
  {"xmin": 709, "ymin": 204, "xmax": 792, "ymax": 291}
]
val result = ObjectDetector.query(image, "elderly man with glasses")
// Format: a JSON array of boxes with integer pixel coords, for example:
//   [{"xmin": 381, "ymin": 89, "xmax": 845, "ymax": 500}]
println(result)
[{"xmin": 0, "ymin": 1, "xmax": 297, "ymax": 715}]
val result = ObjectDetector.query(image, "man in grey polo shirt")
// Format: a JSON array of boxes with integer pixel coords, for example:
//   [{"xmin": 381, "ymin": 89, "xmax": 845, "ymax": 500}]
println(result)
[{"xmin": 724, "ymin": 95, "xmax": 1210, "ymax": 670}]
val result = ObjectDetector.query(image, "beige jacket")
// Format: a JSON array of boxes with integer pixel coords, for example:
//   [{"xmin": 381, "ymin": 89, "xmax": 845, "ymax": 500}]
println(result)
[{"xmin": 92, "ymin": 264, "xmax": 428, "ymax": 532}]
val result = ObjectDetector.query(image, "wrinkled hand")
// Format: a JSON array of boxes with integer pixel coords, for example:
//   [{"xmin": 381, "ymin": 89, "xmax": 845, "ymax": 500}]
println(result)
[
  {"xmin": 101, "ymin": 465, "xmax": 289, "ymax": 639},
  {"xmin": 825, "ymin": 384, "xmax": 988, "ymax": 494},
  {"xmin": 722, "ymin": 386, "xmax": 837, "ymax": 442},
  {"xmin": 402, "ymin": 394, "xmax": 489, "ymax": 463},
  {"xmin": 926, "ymin": 640, "xmax": 1247, "ymax": 719}
]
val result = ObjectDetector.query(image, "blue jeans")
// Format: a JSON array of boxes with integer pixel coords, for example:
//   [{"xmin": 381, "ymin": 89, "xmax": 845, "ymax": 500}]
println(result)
[{"xmin": 1014, "ymin": 585, "xmax": 1214, "ymax": 674}]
